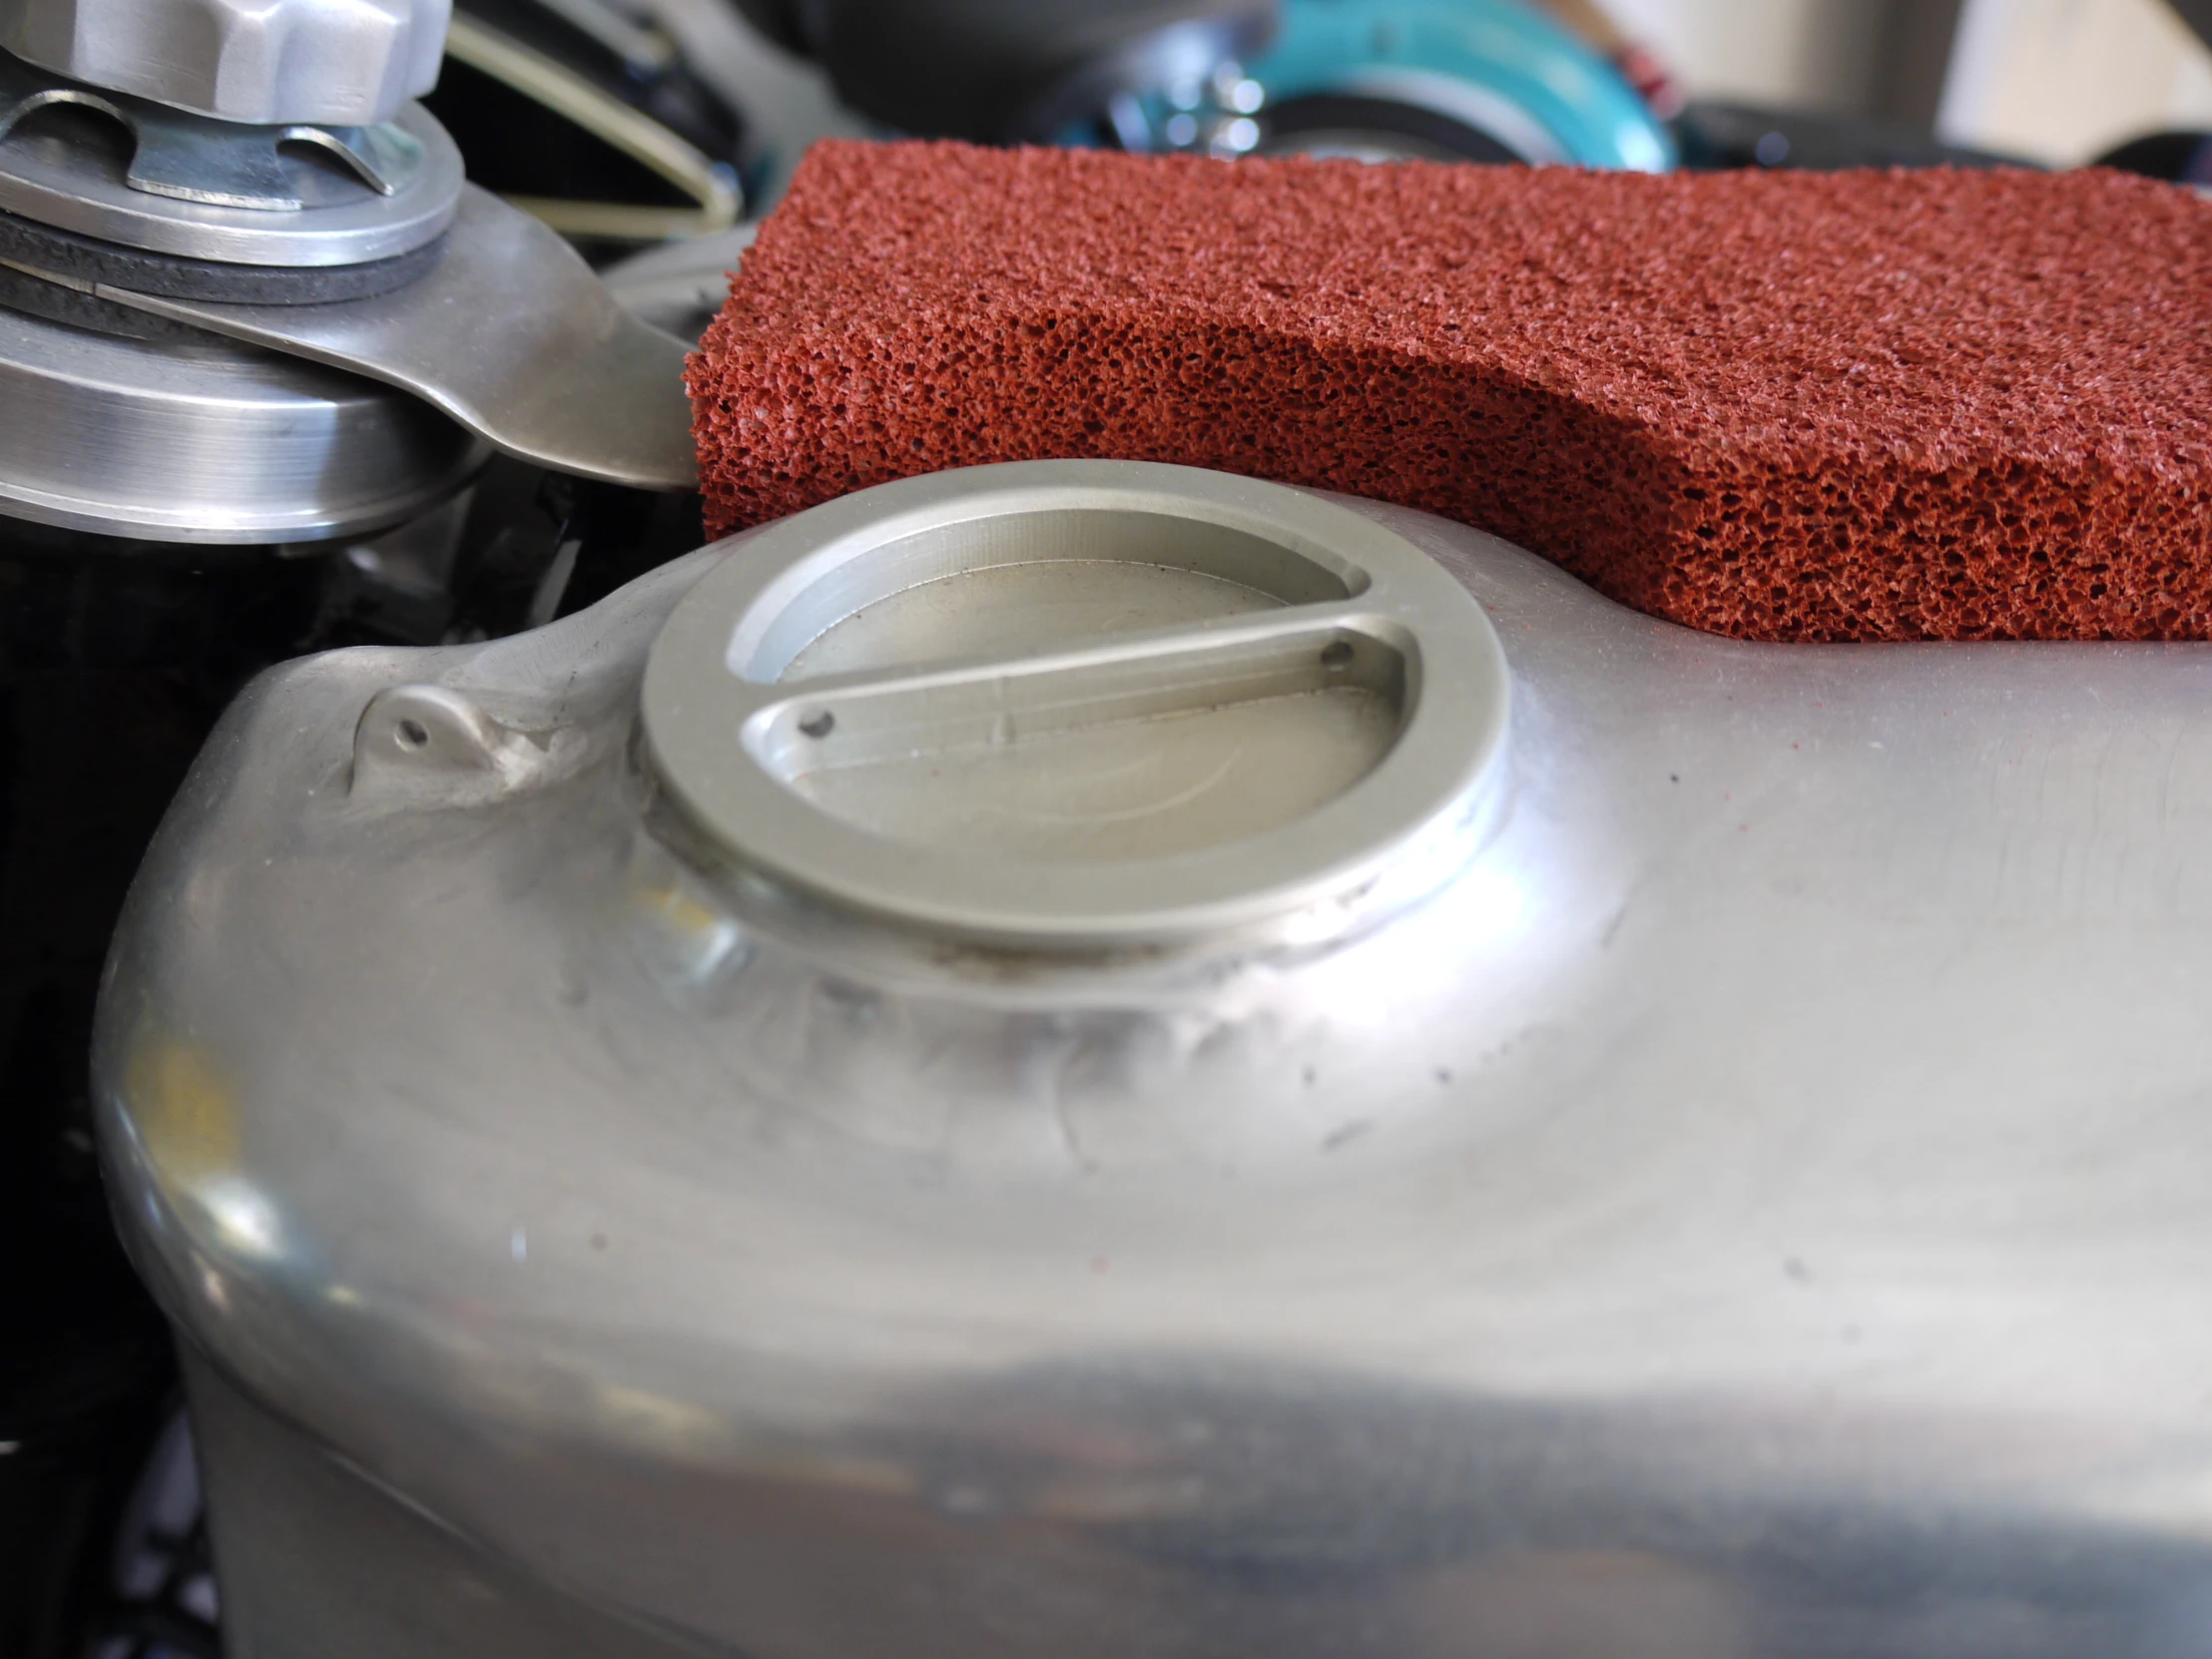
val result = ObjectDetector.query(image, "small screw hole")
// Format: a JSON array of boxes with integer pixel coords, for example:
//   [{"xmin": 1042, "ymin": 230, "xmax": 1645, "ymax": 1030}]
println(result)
[
  {"xmin": 1319, "ymin": 641, "xmax": 1355, "ymax": 669},
  {"xmin": 395, "ymin": 718, "xmax": 430, "ymax": 749},
  {"xmin": 798, "ymin": 711, "xmax": 835, "ymax": 739}
]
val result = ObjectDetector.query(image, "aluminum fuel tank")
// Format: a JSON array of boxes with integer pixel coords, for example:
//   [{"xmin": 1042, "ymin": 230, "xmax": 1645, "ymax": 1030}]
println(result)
[{"xmin": 95, "ymin": 460, "xmax": 2212, "ymax": 1659}]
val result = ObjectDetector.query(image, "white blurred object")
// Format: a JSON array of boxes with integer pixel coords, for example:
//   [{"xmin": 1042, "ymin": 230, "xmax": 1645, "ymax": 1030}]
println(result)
[
  {"xmin": 1940, "ymin": 0, "xmax": 2212, "ymax": 164},
  {"xmin": 1597, "ymin": 0, "xmax": 1889, "ymax": 112}
]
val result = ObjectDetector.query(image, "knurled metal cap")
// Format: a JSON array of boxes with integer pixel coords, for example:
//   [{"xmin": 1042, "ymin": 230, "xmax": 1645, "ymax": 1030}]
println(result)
[{"xmin": 0, "ymin": 0, "xmax": 449, "ymax": 127}]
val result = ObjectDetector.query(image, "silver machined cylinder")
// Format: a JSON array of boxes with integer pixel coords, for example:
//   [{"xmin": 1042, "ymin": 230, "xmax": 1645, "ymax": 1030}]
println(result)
[{"xmin": 0, "ymin": 301, "xmax": 484, "ymax": 541}]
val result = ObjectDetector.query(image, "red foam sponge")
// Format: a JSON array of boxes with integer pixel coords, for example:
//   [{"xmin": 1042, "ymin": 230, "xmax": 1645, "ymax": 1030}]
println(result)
[{"xmin": 688, "ymin": 142, "xmax": 2212, "ymax": 642}]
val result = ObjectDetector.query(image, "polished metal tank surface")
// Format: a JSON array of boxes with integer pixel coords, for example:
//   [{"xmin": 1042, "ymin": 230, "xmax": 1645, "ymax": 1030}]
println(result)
[
  {"xmin": 0, "ymin": 301, "xmax": 484, "ymax": 541},
  {"xmin": 96, "ymin": 460, "xmax": 2212, "ymax": 1658}
]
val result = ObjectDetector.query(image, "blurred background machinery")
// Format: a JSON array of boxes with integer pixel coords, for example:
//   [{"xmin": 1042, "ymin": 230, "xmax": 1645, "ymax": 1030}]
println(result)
[
  {"xmin": 0, "ymin": 0, "xmax": 695, "ymax": 1635},
  {"xmin": 719, "ymin": 0, "xmax": 1674, "ymax": 169},
  {"xmin": 417, "ymin": 0, "xmax": 2212, "ymax": 269}
]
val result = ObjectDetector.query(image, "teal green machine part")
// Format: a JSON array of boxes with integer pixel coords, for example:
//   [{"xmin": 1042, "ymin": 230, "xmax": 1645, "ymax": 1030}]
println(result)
[
  {"xmin": 1253, "ymin": 0, "xmax": 1673, "ymax": 170},
  {"xmin": 1077, "ymin": 0, "xmax": 1675, "ymax": 173}
]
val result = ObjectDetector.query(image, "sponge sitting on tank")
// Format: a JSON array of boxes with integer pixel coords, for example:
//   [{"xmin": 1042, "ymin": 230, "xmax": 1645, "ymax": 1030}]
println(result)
[{"xmin": 687, "ymin": 141, "xmax": 2212, "ymax": 643}]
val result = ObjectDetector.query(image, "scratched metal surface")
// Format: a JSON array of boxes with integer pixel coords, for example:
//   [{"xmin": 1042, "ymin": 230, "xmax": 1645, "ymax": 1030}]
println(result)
[{"xmin": 96, "ymin": 481, "xmax": 2212, "ymax": 1659}]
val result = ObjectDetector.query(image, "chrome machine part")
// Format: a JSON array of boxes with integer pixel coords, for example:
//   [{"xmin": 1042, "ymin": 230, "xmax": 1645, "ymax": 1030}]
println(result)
[
  {"xmin": 98, "ymin": 458, "xmax": 2212, "ymax": 1658},
  {"xmin": 0, "ymin": 0, "xmax": 447, "ymax": 126},
  {"xmin": 601, "ymin": 217, "xmax": 751, "ymax": 343},
  {"xmin": 644, "ymin": 464, "xmax": 1508, "ymax": 947},
  {"xmin": 0, "ymin": 205, "xmax": 447, "ymax": 306},
  {"xmin": 1094, "ymin": 52, "xmax": 1271, "ymax": 158},
  {"xmin": 0, "ymin": 67, "xmax": 463, "ymax": 265},
  {"xmin": 98, "ymin": 185, "xmax": 696, "ymax": 489},
  {"xmin": 1073, "ymin": 1, "xmax": 1673, "ymax": 173},
  {"xmin": 1256, "ymin": 75, "xmax": 1561, "ymax": 165},
  {"xmin": 1238, "ymin": 0, "xmax": 1673, "ymax": 173},
  {"xmin": 0, "ymin": 52, "xmax": 426, "ymax": 209},
  {"xmin": 0, "ymin": 301, "xmax": 484, "ymax": 541},
  {"xmin": 734, "ymin": 0, "xmax": 1278, "ymax": 144}
]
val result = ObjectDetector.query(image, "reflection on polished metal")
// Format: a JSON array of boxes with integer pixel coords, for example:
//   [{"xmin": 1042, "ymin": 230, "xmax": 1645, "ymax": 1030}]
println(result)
[
  {"xmin": 0, "ymin": 88, "xmax": 462, "ymax": 264},
  {"xmin": 97, "ymin": 460, "xmax": 2212, "ymax": 1657},
  {"xmin": 1009, "ymin": 15, "xmax": 1273, "ymax": 142},
  {"xmin": 601, "ymin": 218, "xmax": 753, "ymax": 342},
  {"xmin": 0, "ymin": 301, "xmax": 484, "ymax": 540},
  {"xmin": 645, "ymin": 465, "xmax": 1509, "ymax": 946},
  {"xmin": 100, "ymin": 186, "xmax": 698, "ymax": 488},
  {"xmin": 0, "ymin": 0, "xmax": 447, "ymax": 127},
  {"xmin": 0, "ymin": 53, "xmax": 423, "ymax": 211}
]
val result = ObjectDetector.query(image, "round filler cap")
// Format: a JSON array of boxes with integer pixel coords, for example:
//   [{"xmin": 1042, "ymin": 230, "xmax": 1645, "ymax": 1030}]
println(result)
[{"xmin": 643, "ymin": 461, "xmax": 1510, "ymax": 948}]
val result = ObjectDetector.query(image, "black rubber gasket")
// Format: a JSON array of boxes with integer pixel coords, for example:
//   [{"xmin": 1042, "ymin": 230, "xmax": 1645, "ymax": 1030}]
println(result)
[
  {"xmin": 0, "ymin": 208, "xmax": 445, "ymax": 303},
  {"xmin": 0, "ymin": 263, "xmax": 214, "ymax": 340}
]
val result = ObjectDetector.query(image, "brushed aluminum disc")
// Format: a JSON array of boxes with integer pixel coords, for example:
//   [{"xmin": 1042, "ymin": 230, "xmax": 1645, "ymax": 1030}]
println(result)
[{"xmin": 0, "ymin": 303, "xmax": 485, "ymax": 542}]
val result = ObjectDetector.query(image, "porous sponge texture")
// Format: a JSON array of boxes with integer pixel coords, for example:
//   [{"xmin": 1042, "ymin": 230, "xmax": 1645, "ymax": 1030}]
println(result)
[{"xmin": 688, "ymin": 141, "xmax": 2212, "ymax": 642}]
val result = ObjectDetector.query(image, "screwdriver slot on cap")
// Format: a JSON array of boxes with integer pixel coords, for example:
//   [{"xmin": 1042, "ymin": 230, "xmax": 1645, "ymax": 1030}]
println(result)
[{"xmin": 643, "ymin": 462, "xmax": 1508, "ymax": 948}]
